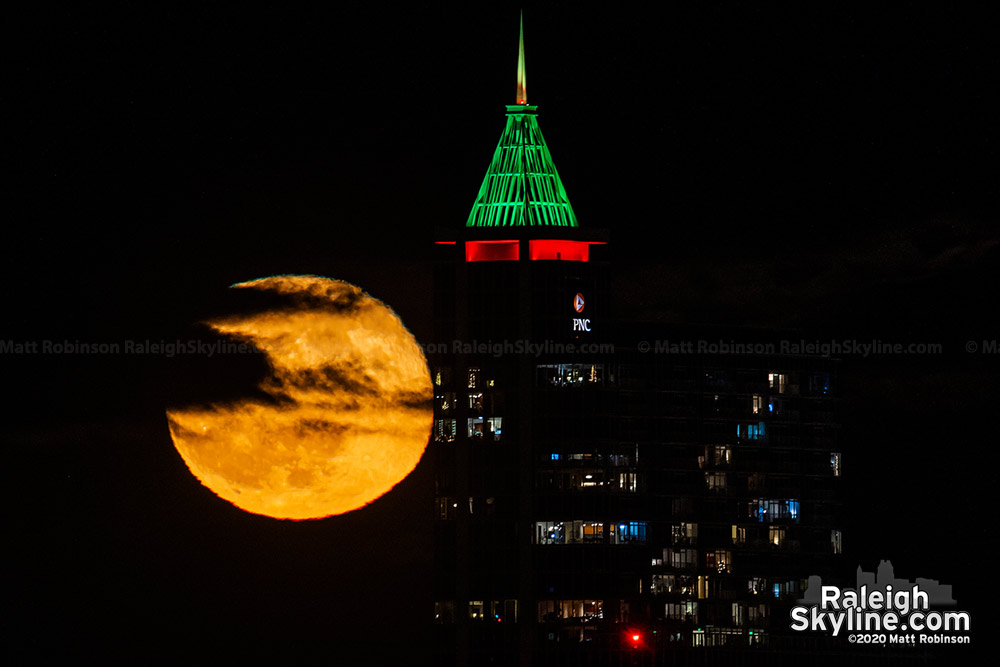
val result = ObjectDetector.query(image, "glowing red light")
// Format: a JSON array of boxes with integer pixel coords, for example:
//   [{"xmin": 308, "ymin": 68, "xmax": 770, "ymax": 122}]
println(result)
[
  {"xmin": 632, "ymin": 634, "xmax": 640, "ymax": 642},
  {"xmin": 465, "ymin": 240, "xmax": 519, "ymax": 262},
  {"xmin": 529, "ymin": 239, "xmax": 604, "ymax": 262}
]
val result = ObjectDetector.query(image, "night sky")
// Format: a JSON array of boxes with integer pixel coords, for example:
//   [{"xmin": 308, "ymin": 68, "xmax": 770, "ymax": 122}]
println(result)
[{"xmin": 6, "ymin": 4, "xmax": 997, "ymax": 662}]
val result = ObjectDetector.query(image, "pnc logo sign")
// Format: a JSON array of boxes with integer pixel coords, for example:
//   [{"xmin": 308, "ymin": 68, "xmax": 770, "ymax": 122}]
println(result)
[{"xmin": 572, "ymin": 293, "xmax": 591, "ymax": 331}]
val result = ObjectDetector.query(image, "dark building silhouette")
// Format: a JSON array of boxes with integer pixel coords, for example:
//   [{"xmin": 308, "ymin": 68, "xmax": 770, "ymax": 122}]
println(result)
[{"xmin": 430, "ymin": 20, "xmax": 844, "ymax": 666}]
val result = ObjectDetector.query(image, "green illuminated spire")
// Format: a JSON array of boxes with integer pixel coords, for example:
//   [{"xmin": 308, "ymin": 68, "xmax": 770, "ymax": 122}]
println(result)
[
  {"xmin": 466, "ymin": 15, "xmax": 578, "ymax": 228},
  {"xmin": 516, "ymin": 12, "xmax": 527, "ymax": 105}
]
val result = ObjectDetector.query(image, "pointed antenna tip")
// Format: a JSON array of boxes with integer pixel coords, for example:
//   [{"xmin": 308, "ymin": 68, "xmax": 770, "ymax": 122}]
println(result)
[{"xmin": 515, "ymin": 12, "xmax": 527, "ymax": 105}]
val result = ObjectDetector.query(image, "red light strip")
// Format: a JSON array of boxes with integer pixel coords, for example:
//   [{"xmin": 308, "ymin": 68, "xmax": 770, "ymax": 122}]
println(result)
[
  {"xmin": 465, "ymin": 240, "xmax": 520, "ymax": 262},
  {"xmin": 528, "ymin": 239, "xmax": 605, "ymax": 262}
]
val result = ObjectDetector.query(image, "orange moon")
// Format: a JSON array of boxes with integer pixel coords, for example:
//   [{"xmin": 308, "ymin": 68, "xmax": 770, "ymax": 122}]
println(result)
[{"xmin": 166, "ymin": 275, "xmax": 432, "ymax": 520}]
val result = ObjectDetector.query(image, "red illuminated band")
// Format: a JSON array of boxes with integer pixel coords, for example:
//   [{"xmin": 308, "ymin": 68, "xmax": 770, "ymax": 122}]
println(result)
[
  {"xmin": 465, "ymin": 240, "xmax": 519, "ymax": 262},
  {"xmin": 529, "ymin": 239, "xmax": 604, "ymax": 262},
  {"xmin": 462, "ymin": 239, "xmax": 606, "ymax": 262}
]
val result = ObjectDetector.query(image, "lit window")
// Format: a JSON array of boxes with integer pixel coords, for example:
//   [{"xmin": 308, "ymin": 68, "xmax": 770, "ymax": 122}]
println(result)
[
  {"xmin": 537, "ymin": 599, "xmax": 603, "ymax": 623},
  {"xmin": 433, "ymin": 367, "xmax": 451, "ymax": 387},
  {"xmin": 732, "ymin": 602, "xmax": 745, "ymax": 627},
  {"xmin": 468, "ymin": 367, "xmax": 480, "ymax": 390},
  {"xmin": 469, "ymin": 600, "xmax": 485, "ymax": 620},
  {"xmin": 487, "ymin": 417, "xmax": 502, "ymax": 441},
  {"xmin": 536, "ymin": 363, "xmax": 604, "ymax": 387},
  {"xmin": 731, "ymin": 525, "xmax": 746, "ymax": 545},
  {"xmin": 467, "ymin": 417, "xmax": 483, "ymax": 439},
  {"xmin": 671, "ymin": 522, "xmax": 698, "ymax": 546},
  {"xmin": 435, "ymin": 392, "xmax": 455, "ymax": 414},
  {"xmin": 831, "ymin": 529, "xmax": 843, "ymax": 554},
  {"xmin": 580, "ymin": 522, "xmax": 604, "ymax": 542},
  {"xmin": 830, "ymin": 452, "xmax": 841, "ymax": 476},
  {"xmin": 706, "ymin": 550, "xmax": 732, "ymax": 573},
  {"xmin": 768, "ymin": 372, "xmax": 787, "ymax": 393},
  {"xmin": 611, "ymin": 521, "xmax": 647, "ymax": 544},
  {"xmin": 535, "ymin": 520, "xmax": 604, "ymax": 545},
  {"xmin": 565, "ymin": 471, "xmax": 601, "ymax": 490},
  {"xmin": 668, "ymin": 548, "xmax": 697, "ymax": 570},
  {"xmin": 705, "ymin": 472, "xmax": 726, "ymax": 491},
  {"xmin": 617, "ymin": 472, "xmax": 638, "ymax": 492},
  {"xmin": 752, "ymin": 395, "xmax": 763, "ymax": 414},
  {"xmin": 610, "ymin": 450, "xmax": 635, "ymax": 466},
  {"xmin": 772, "ymin": 581, "xmax": 799, "ymax": 598},
  {"xmin": 769, "ymin": 526, "xmax": 786, "ymax": 548},
  {"xmin": 748, "ymin": 499, "xmax": 800, "ymax": 523},
  {"xmin": 712, "ymin": 445, "xmax": 731, "ymax": 465},
  {"xmin": 737, "ymin": 422, "xmax": 766, "ymax": 440},
  {"xmin": 697, "ymin": 575, "xmax": 709, "ymax": 599},
  {"xmin": 468, "ymin": 392, "xmax": 483, "ymax": 411},
  {"xmin": 665, "ymin": 601, "xmax": 697, "ymax": 621},
  {"xmin": 435, "ymin": 497, "xmax": 455, "ymax": 520},
  {"xmin": 434, "ymin": 419, "xmax": 456, "ymax": 442},
  {"xmin": 651, "ymin": 574, "xmax": 693, "ymax": 594},
  {"xmin": 536, "ymin": 521, "xmax": 565, "ymax": 545}
]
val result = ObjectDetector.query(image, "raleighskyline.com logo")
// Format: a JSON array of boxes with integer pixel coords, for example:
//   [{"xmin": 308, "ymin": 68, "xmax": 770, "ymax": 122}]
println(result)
[{"xmin": 791, "ymin": 561, "xmax": 970, "ymax": 645}]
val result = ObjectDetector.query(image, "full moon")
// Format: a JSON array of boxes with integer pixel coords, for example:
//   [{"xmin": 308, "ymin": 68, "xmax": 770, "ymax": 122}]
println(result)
[{"xmin": 166, "ymin": 275, "xmax": 432, "ymax": 520}]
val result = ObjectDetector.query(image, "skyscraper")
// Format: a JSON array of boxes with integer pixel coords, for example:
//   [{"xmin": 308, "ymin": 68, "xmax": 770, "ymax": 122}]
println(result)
[{"xmin": 431, "ymin": 18, "xmax": 842, "ymax": 666}]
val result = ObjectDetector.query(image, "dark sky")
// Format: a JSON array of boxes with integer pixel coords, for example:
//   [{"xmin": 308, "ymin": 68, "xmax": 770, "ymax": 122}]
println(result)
[{"xmin": 5, "ymin": 3, "xmax": 997, "ymax": 662}]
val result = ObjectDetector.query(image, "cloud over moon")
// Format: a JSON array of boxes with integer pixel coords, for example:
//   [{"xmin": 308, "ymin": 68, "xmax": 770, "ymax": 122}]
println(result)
[{"xmin": 166, "ymin": 275, "xmax": 432, "ymax": 520}]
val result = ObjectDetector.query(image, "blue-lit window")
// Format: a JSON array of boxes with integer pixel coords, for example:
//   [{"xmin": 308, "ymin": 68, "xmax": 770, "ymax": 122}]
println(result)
[
  {"xmin": 612, "ymin": 521, "xmax": 647, "ymax": 544},
  {"xmin": 749, "ymin": 499, "xmax": 801, "ymax": 523},
  {"xmin": 551, "ymin": 453, "xmax": 560, "ymax": 461},
  {"xmin": 536, "ymin": 521, "xmax": 565, "ymax": 545},
  {"xmin": 737, "ymin": 422, "xmax": 766, "ymax": 440},
  {"xmin": 773, "ymin": 584, "xmax": 781, "ymax": 598}
]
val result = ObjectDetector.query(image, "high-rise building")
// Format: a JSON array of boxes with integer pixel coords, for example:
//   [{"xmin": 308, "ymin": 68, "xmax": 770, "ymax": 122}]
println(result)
[{"xmin": 431, "ymin": 19, "xmax": 842, "ymax": 666}]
